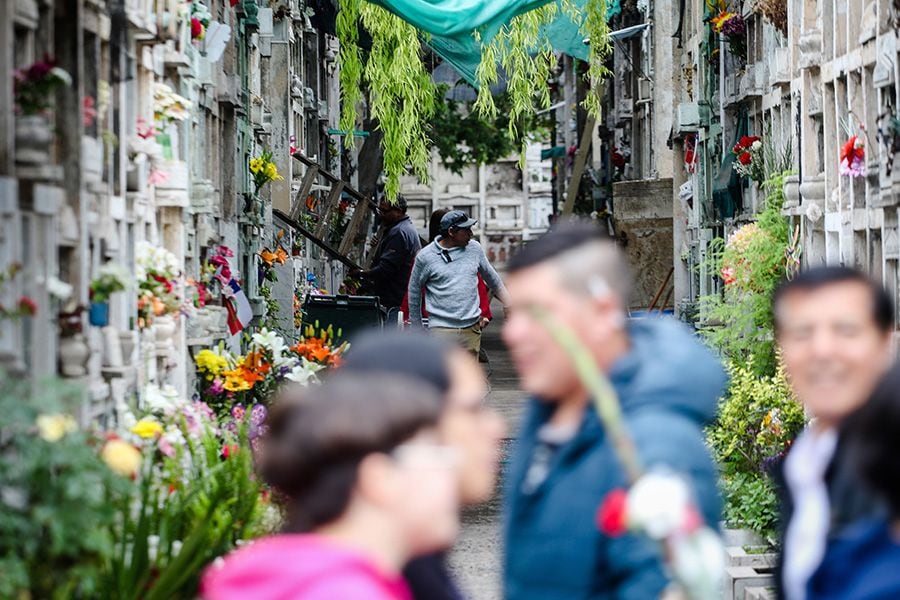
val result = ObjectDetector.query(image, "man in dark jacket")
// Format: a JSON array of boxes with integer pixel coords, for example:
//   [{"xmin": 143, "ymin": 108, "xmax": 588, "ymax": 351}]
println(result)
[
  {"xmin": 352, "ymin": 195, "xmax": 421, "ymax": 322},
  {"xmin": 500, "ymin": 221, "xmax": 726, "ymax": 600},
  {"xmin": 771, "ymin": 267, "xmax": 895, "ymax": 600}
]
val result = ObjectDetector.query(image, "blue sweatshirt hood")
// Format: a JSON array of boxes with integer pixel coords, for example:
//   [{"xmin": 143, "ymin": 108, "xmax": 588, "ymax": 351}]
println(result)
[{"xmin": 609, "ymin": 317, "xmax": 726, "ymax": 426}]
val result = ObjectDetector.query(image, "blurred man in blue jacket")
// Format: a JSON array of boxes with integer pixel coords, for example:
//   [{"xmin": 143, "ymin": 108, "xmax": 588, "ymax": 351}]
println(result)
[{"xmin": 501, "ymin": 221, "xmax": 727, "ymax": 600}]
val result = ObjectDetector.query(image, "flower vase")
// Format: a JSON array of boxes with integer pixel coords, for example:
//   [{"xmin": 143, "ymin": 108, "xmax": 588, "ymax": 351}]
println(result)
[
  {"xmin": 156, "ymin": 133, "xmax": 174, "ymax": 160},
  {"xmin": 89, "ymin": 301, "xmax": 110, "ymax": 327},
  {"xmin": 15, "ymin": 115, "xmax": 53, "ymax": 165},
  {"xmin": 59, "ymin": 334, "xmax": 91, "ymax": 377},
  {"xmin": 153, "ymin": 314, "xmax": 177, "ymax": 354}
]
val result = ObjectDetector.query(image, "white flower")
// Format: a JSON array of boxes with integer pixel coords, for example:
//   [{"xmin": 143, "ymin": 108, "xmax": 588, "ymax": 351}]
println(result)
[
  {"xmin": 99, "ymin": 262, "xmax": 132, "ymax": 289},
  {"xmin": 284, "ymin": 358, "xmax": 323, "ymax": 385},
  {"xmin": 43, "ymin": 276, "xmax": 73, "ymax": 300},
  {"xmin": 171, "ymin": 540, "xmax": 183, "ymax": 557},
  {"xmin": 115, "ymin": 401, "xmax": 137, "ymax": 429},
  {"xmin": 50, "ymin": 67, "xmax": 72, "ymax": 87},
  {"xmin": 626, "ymin": 470, "xmax": 690, "ymax": 540},
  {"xmin": 251, "ymin": 328, "xmax": 280, "ymax": 351},
  {"xmin": 751, "ymin": 140, "xmax": 762, "ymax": 150},
  {"xmin": 670, "ymin": 527, "xmax": 725, "ymax": 600},
  {"xmin": 143, "ymin": 383, "xmax": 181, "ymax": 414}
]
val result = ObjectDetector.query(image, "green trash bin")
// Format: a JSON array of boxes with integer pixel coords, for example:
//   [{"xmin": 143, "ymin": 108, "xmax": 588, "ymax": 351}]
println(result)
[{"xmin": 301, "ymin": 294, "xmax": 383, "ymax": 345}]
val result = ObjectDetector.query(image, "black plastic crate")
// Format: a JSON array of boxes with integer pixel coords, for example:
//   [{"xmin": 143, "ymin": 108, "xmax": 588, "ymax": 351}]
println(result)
[{"xmin": 301, "ymin": 294, "xmax": 383, "ymax": 345}]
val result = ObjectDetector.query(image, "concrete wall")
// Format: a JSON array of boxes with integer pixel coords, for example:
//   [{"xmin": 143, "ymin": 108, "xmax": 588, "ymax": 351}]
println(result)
[{"xmin": 613, "ymin": 178, "xmax": 674, "ymax": 310}]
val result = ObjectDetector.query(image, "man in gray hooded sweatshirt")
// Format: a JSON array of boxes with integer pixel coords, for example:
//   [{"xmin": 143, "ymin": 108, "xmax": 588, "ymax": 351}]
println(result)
[{"xmin": 407, "ymin": 210, "xmax": 510, "ymax": 355}]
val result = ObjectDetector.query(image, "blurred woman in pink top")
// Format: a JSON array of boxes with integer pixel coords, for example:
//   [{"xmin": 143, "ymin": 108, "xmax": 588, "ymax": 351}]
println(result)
[{"xmin": 202, "ymin": 374, "xmax": 461, "ymax": 600}]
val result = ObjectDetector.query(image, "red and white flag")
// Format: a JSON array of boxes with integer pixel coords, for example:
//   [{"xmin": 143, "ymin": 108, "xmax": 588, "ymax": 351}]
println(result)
[{"xmin": 224, "ymin": 279, "xmax": 253, "ymax": 335}]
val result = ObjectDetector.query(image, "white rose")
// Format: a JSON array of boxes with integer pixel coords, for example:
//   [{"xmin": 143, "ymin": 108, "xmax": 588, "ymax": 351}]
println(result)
[
  {"xmin": 626, "ymin": 470, "xmax": 691, "ymax": 540},
  {"xmin": 751, "ymin": 140, "xmax": 762, "ymax": 150}
]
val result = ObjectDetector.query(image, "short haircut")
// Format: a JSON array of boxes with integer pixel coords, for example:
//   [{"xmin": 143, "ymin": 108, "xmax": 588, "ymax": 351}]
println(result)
[
  {"xmin": 845, "ymin": 363, "xmax": 900, "ymax": 516},
  {"xmin": 506, "ymin": 219, "xmax": 631, "ymax": 303},
  {"xmin": 379, "ymin": 195, "xmax": 408, "ymax": 212},
  {"xmin": 258, "ymin": 374, "xmax": 442, "ymax": 532},
  {"xmin": 429, "ymin": 208, "xmax": 451, "ymax": 242},
  {"xmin": 772, "ymin": 266, "xmax": 894, "ymax": 332}
]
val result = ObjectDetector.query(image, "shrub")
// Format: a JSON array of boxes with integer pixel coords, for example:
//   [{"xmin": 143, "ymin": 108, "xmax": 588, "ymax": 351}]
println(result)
[{"xmin": 707, "ymin": 360, "xmax": 807, "ymax": 542}]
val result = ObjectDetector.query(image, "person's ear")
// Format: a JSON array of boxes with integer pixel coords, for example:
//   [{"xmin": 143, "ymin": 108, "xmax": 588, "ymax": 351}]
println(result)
[{"xmin": 356, "ymin": 453, "xmax": 397, "ymax": 507}]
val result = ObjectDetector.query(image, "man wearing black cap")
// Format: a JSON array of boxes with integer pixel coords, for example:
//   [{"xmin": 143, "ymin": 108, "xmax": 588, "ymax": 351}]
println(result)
[
  {"xmin": 350, "ymin": 195, "xmax": 421, "ymax": 323},
  {"xmin": 407, "ymin": 210, "xmax": 510, "ymax": 355}
]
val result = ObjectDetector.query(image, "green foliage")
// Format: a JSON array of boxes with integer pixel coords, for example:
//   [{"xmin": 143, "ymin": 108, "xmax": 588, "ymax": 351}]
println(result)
[
  {"xmin": 699, "ymin": 170, "xmax": 796, "ymax": 376},
  {"xmin": 104, "ymin": 420, "xmax": 268, "ymax": 599},
  {"xmin": 0, "ymin": 376, "xmax": 131, "ymax": 599},
  {"xmin": 336, "ymin": 0, "xmax": 613, "ymax": 199},
  {"xmin": 431, "ymin": 85, "xmax": 552, "ymax": 174},
  {"xmin": 707, "ymin": 360, "xmax": 807, "ymax": 542}
]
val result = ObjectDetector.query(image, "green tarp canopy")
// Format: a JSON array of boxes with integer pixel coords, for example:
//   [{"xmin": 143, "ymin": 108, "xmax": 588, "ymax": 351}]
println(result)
[
  {"xmin": 368, "ymin": 0, "xmax": 555, "ymax": 42},
  {"xmin": 419, "ymin": 0, "xmax": 616, "ymax": 88}
]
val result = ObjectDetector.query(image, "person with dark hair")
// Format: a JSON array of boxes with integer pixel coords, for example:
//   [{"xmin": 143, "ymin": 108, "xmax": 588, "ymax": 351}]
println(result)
[
  {"xmin": 401, "ymin": 209, "xmax": 493, "ymax": 339},
  {"xmin": 771, "ymin": 266, "xmax": 896, "ymax": 600},
  {"xmin": 407, "ymin": 210, "xmax": 509, "ymax": 356},
  {"xmin": 201, "ymin": 374, "xmax": 460, "ymax": 600},
  {"xmin": 339, "ymin": 330, "xmax": 506, "ymax": 600},
  {"xmin": 806, "ymin": 363, "xmax": 900, "ymax": 599},
  {"xmin": 351, "ymin": 196, "xmax": 421, "ymax": 323},
  {"xmin": 499, "ymin": 219, "xmax": 726, "ymax": 599}
]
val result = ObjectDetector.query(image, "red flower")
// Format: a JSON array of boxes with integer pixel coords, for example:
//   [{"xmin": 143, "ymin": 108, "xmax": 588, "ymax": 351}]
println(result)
[
  {"xmin": 738, "ymin": 152, "xmax": 752, "ymax": 165},
  {"xmin": 191, "ymin": 17, "xmax": 204, "ymax": 39},
  {"xmin": 737, "ymin": 136, "xmax": 760, "ymax": 149},
  {"xmin": 221, "ymin": 443, "xmax": 240, "ymax": 459},
  {"xmin": 17, "ymin": 296, "xmax": 37, "ymax": 315},
  {"xmin": 721, "ymin": 266, "xmax": 737, "ymax": 285},
  {"xmin": 840, "ymin": 136, "xmax": 864, "ymax": 163},
  {"xmin": 596, "ymin": 488, "xmax": 629, "ymax": 537}
]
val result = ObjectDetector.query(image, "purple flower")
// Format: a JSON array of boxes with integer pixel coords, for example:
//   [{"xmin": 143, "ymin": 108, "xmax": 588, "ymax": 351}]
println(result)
[
  {"xmin": 232, "ymin": 404, "xmax": 246, "ymax": 421},
  {"xmin": 250, "ymin": 404, "xmax": 267, "ymax": 427},
  {"xmin": 721, "ymin": 14, "xmax": 745, "ymax": 37}
]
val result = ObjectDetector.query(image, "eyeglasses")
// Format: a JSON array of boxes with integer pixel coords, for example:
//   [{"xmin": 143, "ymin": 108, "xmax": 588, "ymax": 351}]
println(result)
[{"xmin": 391, "ymin": 443, "xmax": 460, "ymax": 469}]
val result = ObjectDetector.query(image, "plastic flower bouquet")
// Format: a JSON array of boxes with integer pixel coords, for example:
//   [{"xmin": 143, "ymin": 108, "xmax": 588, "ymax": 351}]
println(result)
[
  {"xmin": 249, "ymin": 151, "xmax": 283, "ymax": 193},
  {"xmin": 14, "ymin": 56, "xmax": 72, "ymax": 115},
  {"xmin": 840, "ymin": 135, "xmax": 865, "ymax": 178},
  {"xmin": 90, "ymin": 262, "xmax": 131, "ymax": 303},
  {"xmin": 136, "ymin": 241, "xmax": 183, "ymax": 328},
  {"xmin": 732, "ymin": 136, "xmax": 765, "ymax": 182}
]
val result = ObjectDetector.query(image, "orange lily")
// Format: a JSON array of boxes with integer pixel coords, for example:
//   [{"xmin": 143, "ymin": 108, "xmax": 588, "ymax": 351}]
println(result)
[{"xmin": 259, "ymin": 249, "xmax": 277, "ymax": 266}]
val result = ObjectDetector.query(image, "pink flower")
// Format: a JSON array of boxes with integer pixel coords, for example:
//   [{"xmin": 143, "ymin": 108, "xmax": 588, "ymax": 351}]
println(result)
[
  {"xmin": 217, "ymin": 245, "xmax": 235, "ymax": 258},
  {"xmin": 158, "ymin": 435, "xmax": 175, "ymax": 458},
  {"xmin": 191, "ymin": 17, "xmax": 204, "ymax": 40},
  {"xmin": 136, "ymin": 118, "xmax": 157, "ymax": 140},
  {"xmin": 208, "ymin": 378, "xmax": 225, "ymax": 395},
  {"xmin": 148, "ymin": 169, "xmax": 169, "ymax": 185},
  {"xmin": 596, "ymin": 488, "xmax": 629, "ymax": 537},
  {"xmin": 82, "ymin": 96, "xmax": 97, "ymax": 127},
  {"xmin": 17, "ymin": 296, "xmax": 37, "ymax": 315}
]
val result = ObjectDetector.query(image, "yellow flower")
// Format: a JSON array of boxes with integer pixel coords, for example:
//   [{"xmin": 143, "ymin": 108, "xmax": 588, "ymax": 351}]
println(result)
[
  {"xmin": 101, "ymin": 439, "xmax": 142, "ymax": 477},
  {"xmin": 264, "ymin": 162, "xmax": 281, "ymax": 181},
  {"xmin": 131, "ymin": 418, "xmax": 164, "ymax": 439},
  {"xmin": 222, "ymin": 371, "xmax": 252, "ymax": 392},
  {"xmin": 249, "ymin": 158, "xmax": 264, "ymax": 174},
  {"xmin": 36, "ymin": 414, "xmax": 77, "ymax": 442},
  {"xmin": 196, "ymin": 349, "xmax": 228, "ymax": 375},
  {"xmin": 711, "ymin": 11, "xmax": 737, "ymax": 32}
]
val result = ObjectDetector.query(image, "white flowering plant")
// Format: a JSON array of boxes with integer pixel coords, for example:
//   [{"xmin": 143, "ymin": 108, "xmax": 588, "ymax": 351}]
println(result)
[
  {"xmin": 153, "ymin": 83, "xmax": 191, "ymax": 125},
  {"xmin": 89, "ymin": 262, "xmax": 131, "ymax": 303}
]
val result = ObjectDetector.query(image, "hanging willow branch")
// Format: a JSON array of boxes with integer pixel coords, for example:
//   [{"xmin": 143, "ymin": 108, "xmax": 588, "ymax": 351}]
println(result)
[
  {"xmin": 337, "ymin": 0, "xmax": 612, "ymax": 200},
  {"xmin": 337, "ymin": 2, "xmax": 436, "ymax": 200}
]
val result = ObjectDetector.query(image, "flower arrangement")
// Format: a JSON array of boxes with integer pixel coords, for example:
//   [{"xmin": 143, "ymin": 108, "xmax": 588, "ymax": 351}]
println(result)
[
  {"xmin": 0, "ymin": 263, "xmax": 37, "ymax": 321},
  {"xmin": 194, "ymin": 327, "xmax": 345, "ymax": 420},
  {"xmin": 188, "ymin": 245, "xmax": 236, "ymax": 309},
  {"xmin": 136, "ymin": 241, "xmax": 183, "ymax": 328},
  {"xmin": 13, "ymin": 56, "xmax": 72, "ymax": 115},
  {"xmin": 89, "ymin": 262, "xmax": 130, "ymax": 303},
  {"xmin": 190, "ymin": 1, "xmax": 211, "ymax": 40},
  {"xmin": 732, "ymin": 135, "xmax": 765, "ymax": 182},
  {"xmin": 710, "ymin": 7, "xmax": 747, "ymax": 62},
  {"xmin": 840, "ymin": 135, "xmax": 866, "ymax": 178},
  {"xmin": 249, "ymin": 151, "xmax": 283, "ymax": 193},
  {"xmin": 153, "ymin": 83, "xmax": 191, "ymax": 124}
]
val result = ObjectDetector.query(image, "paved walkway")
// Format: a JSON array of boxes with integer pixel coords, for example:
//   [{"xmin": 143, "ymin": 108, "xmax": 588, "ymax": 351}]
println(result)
[{"xmin": 448, "ymin": 306, "xmax": 526, "ymax": 600}]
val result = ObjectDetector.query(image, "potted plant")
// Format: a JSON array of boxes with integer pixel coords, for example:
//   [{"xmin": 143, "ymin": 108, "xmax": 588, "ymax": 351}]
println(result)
[{"xmin": 88, "ymin": 263, "xmax": 130, "ymax": 327}]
